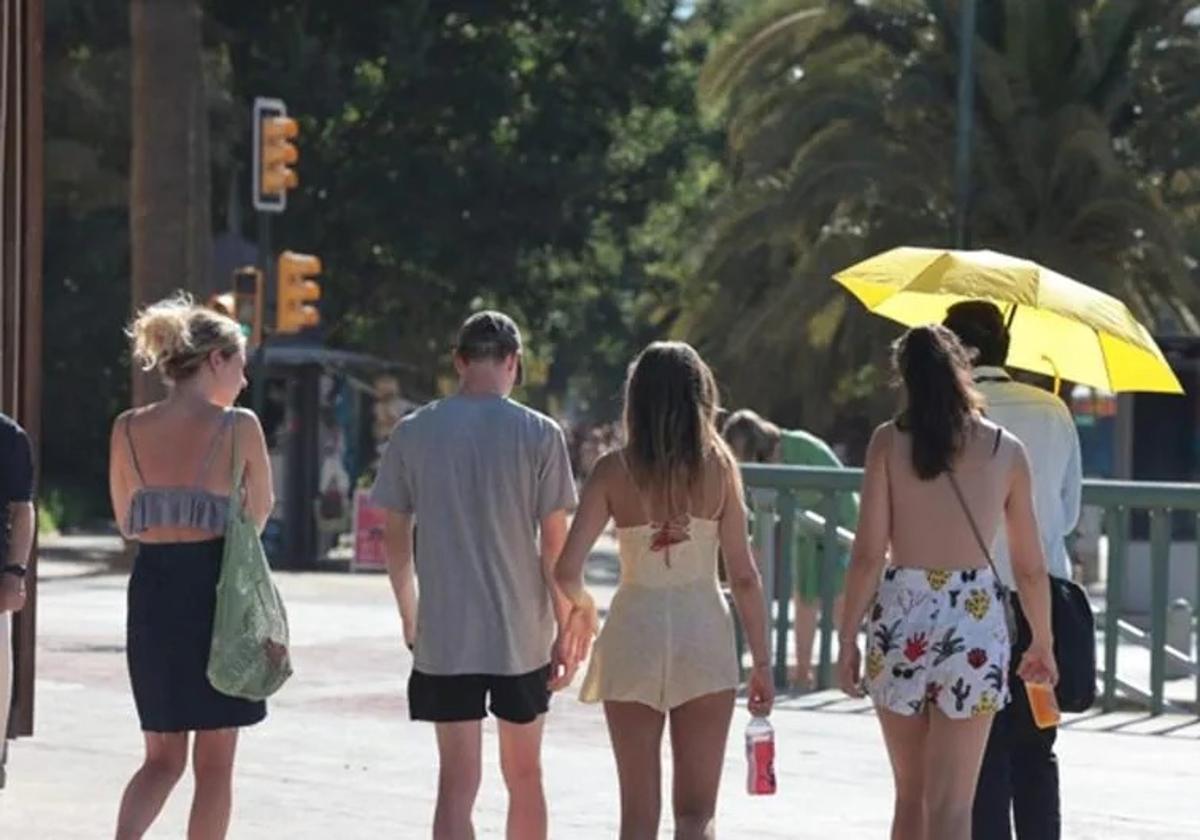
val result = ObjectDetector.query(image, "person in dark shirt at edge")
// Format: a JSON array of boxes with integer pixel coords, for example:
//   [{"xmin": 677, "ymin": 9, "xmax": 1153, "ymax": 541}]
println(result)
[{"xmin": 1, "ymin": 411, "xmax": 36, "ymax": 789}]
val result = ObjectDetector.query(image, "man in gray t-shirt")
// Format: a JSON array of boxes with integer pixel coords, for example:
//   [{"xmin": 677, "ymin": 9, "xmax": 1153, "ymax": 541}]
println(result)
[{"xmin": 371, "ymin": 311, "xmax": 576, "ymax": 840}]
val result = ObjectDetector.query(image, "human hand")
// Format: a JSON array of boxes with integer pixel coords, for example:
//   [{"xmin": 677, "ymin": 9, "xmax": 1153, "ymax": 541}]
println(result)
[
  {"xmin": 1017, "ymin": 638, "xmax": 1058, "ymax": 687},
  {"xmin": 547, "ymin": 642, "xmax": 578, "ymax": 692},
  {"xmin": 837, "ymin": 642, "xmax": 863, "ymax": 698},
  {"xmin": 559, "ymin": 602, "xmax": 599, "ymax": 666},
  {"xmin": 747, "ymin": 664, "xmax": 774, "ymax": 716}
]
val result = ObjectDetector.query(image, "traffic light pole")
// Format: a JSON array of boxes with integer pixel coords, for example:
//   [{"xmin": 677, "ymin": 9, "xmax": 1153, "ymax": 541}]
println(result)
[
  {"xmin": 953, "ymin": 0, "xmax": 977, "ymax": 249},
  {"xmin": 252, "ymin": 210, "xmax": 272, "ymax": 416}
]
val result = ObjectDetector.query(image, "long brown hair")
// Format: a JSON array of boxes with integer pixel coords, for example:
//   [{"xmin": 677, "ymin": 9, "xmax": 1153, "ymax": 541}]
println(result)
[
  {"xmin": 623, "ymin": 342, "xmax": 738, "ymax": 510},
  {"xmin": 893, "ymin": 325, "xmax": 983, "ymax": 480}
]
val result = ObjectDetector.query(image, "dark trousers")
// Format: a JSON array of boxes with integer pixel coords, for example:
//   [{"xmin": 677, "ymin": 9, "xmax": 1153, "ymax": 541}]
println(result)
[{"xmin": 972, "ymin": 598, "xmax": 1061, "ymax": 840}]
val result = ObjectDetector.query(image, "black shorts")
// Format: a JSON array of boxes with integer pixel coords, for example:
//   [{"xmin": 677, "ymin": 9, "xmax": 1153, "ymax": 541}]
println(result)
[{"xmin": 408, "ymin": 665, "xmax": 551, "ymax": 724}]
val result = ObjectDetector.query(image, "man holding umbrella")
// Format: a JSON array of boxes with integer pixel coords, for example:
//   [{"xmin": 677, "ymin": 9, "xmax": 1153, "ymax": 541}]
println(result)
[{"xmin": 944, "ymin": 301, "xmax": 1081, "ymax": 840}]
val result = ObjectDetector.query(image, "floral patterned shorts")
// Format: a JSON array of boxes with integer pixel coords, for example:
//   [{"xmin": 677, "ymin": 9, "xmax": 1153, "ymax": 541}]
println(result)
[{"xmin": 865, "ymin": 567, "xmax": 1010, "ymax": 719}]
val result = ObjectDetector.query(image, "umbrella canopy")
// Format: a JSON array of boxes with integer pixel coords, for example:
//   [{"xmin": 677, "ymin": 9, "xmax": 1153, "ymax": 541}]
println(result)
[{"xmin": 833, "ymin": 247, "xmax": 1183, "ymax": 394}]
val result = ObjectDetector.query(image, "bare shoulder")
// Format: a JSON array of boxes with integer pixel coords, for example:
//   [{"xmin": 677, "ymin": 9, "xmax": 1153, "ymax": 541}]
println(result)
[
  {"xmin": 110, "ymin": 406, "xmax": 143, "ymax": 444},
  {"xmin": 866, "ymin": 421, "xmax": 895, "ymax": 459},
  {"xmin": 590, "ymin": 449, "xmax": 626, "ymax": 485},
  {"xmin": 114, "ymin": 404, "xmax": 152, "ymax": 426},
  {"xmin": 980, "ymin": 416, "xmax": 1025, "ymax": 458},
  {"xmin": 231, "ymin": 407, "xmax": 266, "ymax": 441},
  {"xmin": 112, "ymin": 408, "xmax": 133, "ymax": 431},
  {"xmin": 231, "ymin": 406, "xmax": 262, "ymax": 426}
]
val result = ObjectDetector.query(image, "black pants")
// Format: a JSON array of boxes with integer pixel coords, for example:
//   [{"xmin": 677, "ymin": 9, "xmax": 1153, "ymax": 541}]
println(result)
[{"xmin": 972, "ymin": 597, "xmax": 1061, "ymax": 840}]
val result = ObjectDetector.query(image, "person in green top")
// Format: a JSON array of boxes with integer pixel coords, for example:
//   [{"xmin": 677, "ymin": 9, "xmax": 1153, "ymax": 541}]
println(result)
[{"xmin": 723, "ymin": 410, "xmax": 858, "ymax": 689}]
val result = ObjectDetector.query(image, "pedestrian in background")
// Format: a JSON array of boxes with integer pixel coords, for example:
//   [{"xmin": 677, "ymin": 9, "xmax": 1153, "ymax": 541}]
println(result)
[
  {"xmin": 0, "ymin": 410, "xmax": 35, "ymax": 789},
  {"xmin": 723, "ymin": 409, "xmax": 858, "ymax": 690},
  {"xmin": 945, "ymin": 301, "xmax": 1082, "ymax": 840}
]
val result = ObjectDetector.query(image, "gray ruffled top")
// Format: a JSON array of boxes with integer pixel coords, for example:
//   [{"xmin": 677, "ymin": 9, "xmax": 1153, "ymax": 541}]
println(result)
[
  {"xmin": 126, "ymin": 486, "xmax": 230, "ymax": 536},
  {"xmin": 124, "ymin": 410, "xmax": 234, "ymax": 537}
]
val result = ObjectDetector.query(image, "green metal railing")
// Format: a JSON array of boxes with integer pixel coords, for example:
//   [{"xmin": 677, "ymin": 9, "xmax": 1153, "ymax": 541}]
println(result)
[{"xmin": 739, "ymin": 464, "xmax": 1200, "ymax": 716}]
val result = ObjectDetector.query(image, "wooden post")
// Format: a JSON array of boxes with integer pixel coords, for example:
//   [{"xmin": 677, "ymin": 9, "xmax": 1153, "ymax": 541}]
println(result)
[{"xmin": 2, "ymin": 0, "xmax": 44, "ymax": 738}]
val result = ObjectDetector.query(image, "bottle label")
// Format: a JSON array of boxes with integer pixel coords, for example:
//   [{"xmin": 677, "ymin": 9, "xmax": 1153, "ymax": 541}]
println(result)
[{"xmin": 747, "ymin": 739, "xmax": 777, "ymax": 795}]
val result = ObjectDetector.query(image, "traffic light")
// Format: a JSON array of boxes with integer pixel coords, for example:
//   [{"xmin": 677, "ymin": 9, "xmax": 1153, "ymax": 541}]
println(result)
[
  {"xmin": 232, "ymin": 266, "xmax": 264, "ymax": 346},
  {"xmin": 207, "ymin": 266, "xmax": 264, "ymax": 346},
  {"xmin": 253, "ymin": 97, "xmax": 299, "ymax": 213},
  {"xmin": 277, "ymin": 251, "xmax": 322, "ymax": 333}
]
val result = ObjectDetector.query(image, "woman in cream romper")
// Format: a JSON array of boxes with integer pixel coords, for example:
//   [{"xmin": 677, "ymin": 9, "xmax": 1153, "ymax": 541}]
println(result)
[{"xmin": 555, "ymin": 342, "xmax": 774, "ymax": 840}]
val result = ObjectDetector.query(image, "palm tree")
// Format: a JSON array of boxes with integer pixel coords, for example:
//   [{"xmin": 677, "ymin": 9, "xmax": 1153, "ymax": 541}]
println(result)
[
  {"xmin": 130, "ymin": 0, "xmax": 211, "ymax": 406},
  {"xmin": 683, "ymin": 0, "xmax": 1198, "ymax": 430}
]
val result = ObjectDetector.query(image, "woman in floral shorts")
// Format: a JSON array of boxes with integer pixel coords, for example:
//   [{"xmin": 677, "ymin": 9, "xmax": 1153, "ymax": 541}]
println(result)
[{"xmin": 837, "ymin": 326, "xmax": 1058, "ymax": 840}]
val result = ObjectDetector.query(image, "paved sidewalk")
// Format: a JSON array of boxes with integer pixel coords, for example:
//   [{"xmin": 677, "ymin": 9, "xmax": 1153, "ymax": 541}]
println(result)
[{"xmin": 2, "ymin": 550, "xmax": 1198, "ymax": 838}]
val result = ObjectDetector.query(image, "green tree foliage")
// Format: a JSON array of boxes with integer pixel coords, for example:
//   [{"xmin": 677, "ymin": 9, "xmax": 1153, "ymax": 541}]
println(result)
[
  {"xmin": 41, "ymin": 1, "xmax": 721, "ymax": 514},
  {"xmin": 204, "ymin": 0, "xmax": 714, "ymax": 415},
  {"xmin": 41, "ymin": 1, "xmax": 134, "ymax": 520},
  {"xmin": 685, "ymin": 0, "xmax": 1200, "ymax": 440}
]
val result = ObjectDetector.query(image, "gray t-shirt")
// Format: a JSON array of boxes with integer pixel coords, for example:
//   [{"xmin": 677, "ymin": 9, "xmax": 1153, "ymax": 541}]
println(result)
[{"xmin": 370, "ymin": 394, "xmax": 577, "ymax": 676}]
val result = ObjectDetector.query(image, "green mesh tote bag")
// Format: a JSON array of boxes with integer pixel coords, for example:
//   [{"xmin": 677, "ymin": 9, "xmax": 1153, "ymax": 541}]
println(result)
[{"xmin": 207, "ymin": 418, "xmax": 293, "ymax": 700}]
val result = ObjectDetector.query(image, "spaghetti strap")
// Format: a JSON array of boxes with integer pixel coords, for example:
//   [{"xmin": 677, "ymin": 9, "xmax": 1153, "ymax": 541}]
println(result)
[
  {"xmin": 194, "ymin": 410, "xmax": 234, "ymax": 485},
  {"xmin": 716, "ymin": 459, "xmax": 729, "ymax": 519},
  {"xmin": 124, "ymin": 414, "xmax": 148, "ymax": 487}
]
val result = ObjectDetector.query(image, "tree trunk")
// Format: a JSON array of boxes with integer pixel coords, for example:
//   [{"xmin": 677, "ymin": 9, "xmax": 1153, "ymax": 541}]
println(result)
[{"xmin": 129, "ymin": 0, "xmax": 211, "ymax": 407}]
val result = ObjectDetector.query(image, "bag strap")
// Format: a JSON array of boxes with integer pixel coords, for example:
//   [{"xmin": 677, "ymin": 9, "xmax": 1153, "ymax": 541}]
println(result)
[
  {"xmin": 227, "ymin": 410, "xmax": 246, "ymax": 514},
  {"xmin": 946, "ymin": 471, "xmax": 1003, "ymax": 583}
]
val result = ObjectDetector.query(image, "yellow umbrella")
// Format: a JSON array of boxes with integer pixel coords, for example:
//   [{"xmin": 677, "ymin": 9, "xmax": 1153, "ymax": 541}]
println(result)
[{"xmin": 834, "ymin": 247, "xmax": 1183, "ymax": 394}]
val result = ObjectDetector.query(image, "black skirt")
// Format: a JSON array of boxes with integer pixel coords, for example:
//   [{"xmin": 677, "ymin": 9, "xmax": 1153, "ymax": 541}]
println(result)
[{"xmin": 127, "ymin": 538, "xmax": 267, "ymax": 732}]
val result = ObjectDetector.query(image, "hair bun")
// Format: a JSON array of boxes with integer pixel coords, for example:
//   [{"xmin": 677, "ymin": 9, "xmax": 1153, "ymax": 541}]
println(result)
[{"xmin": 128, "ymin": 292, "xmax": 195, "ymax": 372}]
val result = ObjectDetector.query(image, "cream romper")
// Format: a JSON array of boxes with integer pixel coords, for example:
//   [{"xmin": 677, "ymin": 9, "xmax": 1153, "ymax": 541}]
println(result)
[{"xmin": 579, "ymin": 462, "xmax": 740, "ymax": 712}]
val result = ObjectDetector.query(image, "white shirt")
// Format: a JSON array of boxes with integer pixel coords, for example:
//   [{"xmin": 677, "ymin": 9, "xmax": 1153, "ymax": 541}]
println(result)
[{"xmin": 974, "ymin": 367, "xmax": 1083, "ymax": 586}]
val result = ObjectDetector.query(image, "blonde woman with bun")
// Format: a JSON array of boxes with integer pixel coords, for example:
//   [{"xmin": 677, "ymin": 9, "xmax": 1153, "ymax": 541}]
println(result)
[{"xmin": 109, "ymin": 293, "xmax": 274, "ymax": 840}]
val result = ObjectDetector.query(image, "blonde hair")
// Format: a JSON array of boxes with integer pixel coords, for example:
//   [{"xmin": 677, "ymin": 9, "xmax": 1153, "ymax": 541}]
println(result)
[{"xmin": 128, "ymin": 292, "xmax": 244, "ymax": 383}]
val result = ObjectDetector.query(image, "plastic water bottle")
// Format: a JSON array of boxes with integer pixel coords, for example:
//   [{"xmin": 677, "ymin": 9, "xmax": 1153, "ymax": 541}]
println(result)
[{"xmin": 745, "ymin": 714, "xmax": 776, "ymax": 795}]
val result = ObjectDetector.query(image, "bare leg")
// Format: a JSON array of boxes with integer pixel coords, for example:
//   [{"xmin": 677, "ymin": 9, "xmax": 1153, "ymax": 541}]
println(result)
[
  {"xmin": 188, "ymin": 728, "xmax": 238, "ymax": 840},
  {"xmin": 669, "ymin": 690, "xmax": 735, "ymax": 840},
  {"xmin": 433, "ymin": 721, "xmax": 483, "ymax": 840},
  {"xmin": 605, "ymin": 701, "xmax": 667, "ymax": 840},
  {"xmin": 791, "ymin": 598, "xmax": 819, "ymax": 689},
  {"xmin": 498, "ymin": 716, "xmax": 547, "ymax": 840},
  {"xmin": 924, "ymin": 708, "xmax": 994, "ymax": 840},
  {"xmin": 876, "ymin": 707, "xmax": 929, "ymax": 840},
  {"xmin": 114, "ymin": 732, "xmax": 189, "ymax": 840}
]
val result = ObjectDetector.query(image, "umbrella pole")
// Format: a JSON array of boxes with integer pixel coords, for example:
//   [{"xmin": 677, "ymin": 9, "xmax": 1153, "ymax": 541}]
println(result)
[{"xmin": 1041, "ymin": 355, "xmax": 1062, "ymax": 398}]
